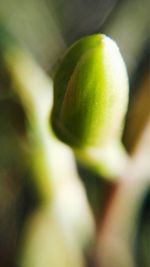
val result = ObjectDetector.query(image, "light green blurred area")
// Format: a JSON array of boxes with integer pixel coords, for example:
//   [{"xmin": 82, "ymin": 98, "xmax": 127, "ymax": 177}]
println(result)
[{"xmin": 0, "ymin": 30, "xmax": 95, "ymax": 267}]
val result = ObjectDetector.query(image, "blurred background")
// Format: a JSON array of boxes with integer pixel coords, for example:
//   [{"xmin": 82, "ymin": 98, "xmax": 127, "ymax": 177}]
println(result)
[{"xmin": 0, "ymin": 0, "xmax": 150, "ymax": 267}]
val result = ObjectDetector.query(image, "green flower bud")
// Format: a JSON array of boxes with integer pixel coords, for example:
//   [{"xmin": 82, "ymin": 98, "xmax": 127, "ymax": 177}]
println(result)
[{"xmin": 51, "ymin": 34, "xmax": 129, "ymax": 178}]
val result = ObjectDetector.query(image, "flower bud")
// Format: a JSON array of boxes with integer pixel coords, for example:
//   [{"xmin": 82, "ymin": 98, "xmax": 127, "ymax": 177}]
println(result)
[{"xmin": 51, "ymin": 34, "xmax": 129, "ymax": 177}]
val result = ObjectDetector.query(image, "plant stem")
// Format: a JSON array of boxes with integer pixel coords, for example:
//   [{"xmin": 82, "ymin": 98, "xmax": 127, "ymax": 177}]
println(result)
[{"xmin": 97, "ymin": 93, "xmax": 150, "ymax": 267}]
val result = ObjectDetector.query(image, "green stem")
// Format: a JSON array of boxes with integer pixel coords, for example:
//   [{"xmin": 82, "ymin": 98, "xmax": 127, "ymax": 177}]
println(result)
[{"xmin": 75, "ymin": 140, "xmax": 129, "ymax": 179}]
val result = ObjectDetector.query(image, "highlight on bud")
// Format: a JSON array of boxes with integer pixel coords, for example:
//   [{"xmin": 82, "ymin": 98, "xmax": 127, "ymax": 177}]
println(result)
[{"xmin": 51, "ymin": 34, "xmax": 129, "ymax": 178}]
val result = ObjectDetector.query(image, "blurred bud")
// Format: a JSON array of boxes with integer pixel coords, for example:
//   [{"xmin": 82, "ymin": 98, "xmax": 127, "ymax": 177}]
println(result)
[{"xmin": 51, "ymin": 34, "xmax": 129, "ymax": 178}]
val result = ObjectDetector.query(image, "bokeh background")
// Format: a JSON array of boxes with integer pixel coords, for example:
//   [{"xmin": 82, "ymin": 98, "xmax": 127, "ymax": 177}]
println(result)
[{"xmin": 0, "ymin": 0, "xmax": 150, "ymax": 267}]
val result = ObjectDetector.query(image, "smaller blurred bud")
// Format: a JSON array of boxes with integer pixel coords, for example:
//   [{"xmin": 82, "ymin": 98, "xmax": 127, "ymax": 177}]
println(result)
[{"xmin": 51, "ymin": 34, "xmax": 129, "ymax": 178}]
